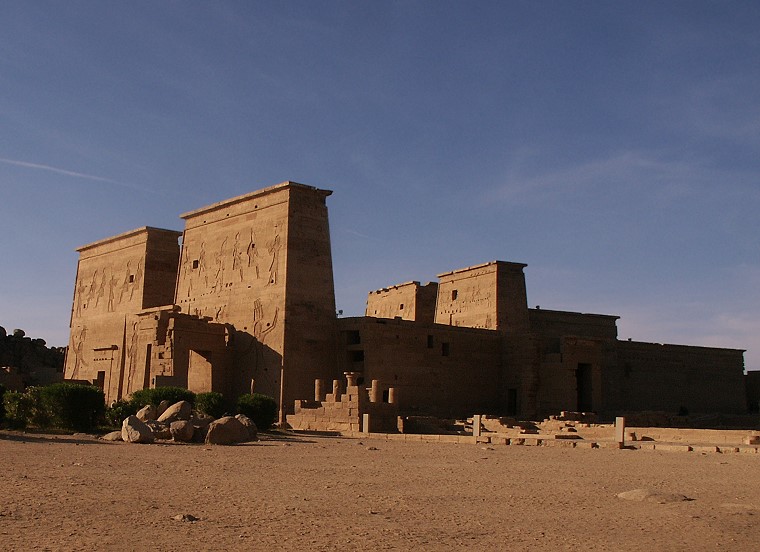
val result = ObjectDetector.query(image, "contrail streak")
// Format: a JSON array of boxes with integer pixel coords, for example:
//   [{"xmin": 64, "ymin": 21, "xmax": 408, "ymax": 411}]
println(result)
[{"xmin": 0, "ymin": 156, "xmax": 117, "ymax": 183}]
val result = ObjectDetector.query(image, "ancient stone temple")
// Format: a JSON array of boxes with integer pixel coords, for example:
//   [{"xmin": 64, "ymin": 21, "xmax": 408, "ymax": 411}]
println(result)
[
  {"xmin": 64, "ymin": 181, "xmax": 750, "ymax": 421},
  {"xmin": 65, "ymin": 182, "xmax": 336, "ymax": 420}
]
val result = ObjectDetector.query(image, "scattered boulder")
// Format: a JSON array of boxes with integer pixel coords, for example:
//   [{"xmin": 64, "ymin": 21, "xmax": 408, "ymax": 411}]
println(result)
[
  {"xmin": 173, "ymin": 514, "xmax": 199, "ymax": 522},
  {"xmin": 205, "ymin": 415, "xmax": 251, "ymax": 445},
  {"xmin": 170, "ymin": 420, "xmax": 196, "ymax": 442},
  {"xmin": 235, "ymin": 414, "xmax": 259, "ymax": 441},
  {"xmin": 156, "ymin": 399, "xmax": 172, "ymax": 418},
  {"xmin": 101, "ymin": 431, "xmax": 123, "ymax": 441},
  {"xmin": 122, "ymin": 415, "xmax": 155, "ymax": 444},
  {"xmin": 158, "ymin": 401, "xmax": 192, "ymax": 424},
  {"xmin": 136, "ymin": 404, "xmax": 157, "ymax": 422}
]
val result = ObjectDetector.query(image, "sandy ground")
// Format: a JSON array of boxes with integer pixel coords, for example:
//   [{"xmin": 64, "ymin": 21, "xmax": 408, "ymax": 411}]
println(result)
[{"xmin": 1, "ymin": 430, "xmax": 759, "ymax": 551}]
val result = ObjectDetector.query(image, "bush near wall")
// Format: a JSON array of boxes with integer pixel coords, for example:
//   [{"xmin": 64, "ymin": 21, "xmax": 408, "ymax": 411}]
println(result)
[
  {"xmin": 129, "ymin": 387, "xmax": 196, "ymax": 408},
  {"xmin": 195, "ymin": 392, "xmax": 227, "ymax": 419},
  {"xmin": 3, "ymin": 387, "xmax": 50, "ymax": 429},
  {"xmin": 40, "ymin": 383, "xmax": 105, "ymax": 432},
  {"xmin": 105, "ymin": 399, "xmax": 138, "ymax": 427},
  {"xmin": 237, "ymin": 393, "xmax": 278, "ymax": 431}
]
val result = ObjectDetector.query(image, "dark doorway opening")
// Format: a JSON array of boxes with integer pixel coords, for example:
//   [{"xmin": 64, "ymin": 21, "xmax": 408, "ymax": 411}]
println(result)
[
  {"xmin": 576, "ymin": 363, "xmax": 593, "ymax": 412},
  {"xmin": 506, "ymin": 388, "xmax": 518, "ymax": 416}
]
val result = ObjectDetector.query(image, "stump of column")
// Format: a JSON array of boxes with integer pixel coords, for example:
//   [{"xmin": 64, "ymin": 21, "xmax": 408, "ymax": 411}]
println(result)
[
  {"xmin": 332, "ymin": 379, "xmax": 342, "ymax": 401},
  {"xmin": 369, "ymin": 380, "xmax": 381, "ymax": 403},
  {"xmin": 314, "ymin": 379, "xmax": 325, "ymax": 402},
  {"xmin": 388, "ymin": 387, "xmax": 397, "ymax": 405},
  {"xmin": 344, "ymin": 371, "xmax": 359, "ymax": 387}
]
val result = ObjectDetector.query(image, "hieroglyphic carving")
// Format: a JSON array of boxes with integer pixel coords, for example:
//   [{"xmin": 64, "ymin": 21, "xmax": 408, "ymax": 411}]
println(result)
[
  {"xmin": 232, "ymin": 232, "xmax": 244, "ymax": 282},
  {"xmin": 198, "ymin": 241, "xmax": 208, "ymax": 288},
  {"xmin": 267, "ymin": 234, "xmax": 281, "ymax": 285},
  {"xmin": 107, "ymin": 268, "xmax": 117, "ymax": 312},
  {"xmin": 246, "ymin": 229, "xmax": 260, "ymax": 279},
  {"xmin": 252, "ymin": 299, "xmax": 279, "ymax": 340},
  {"xmin": 211, "ymin": 237, "xmax": 228, "ymax": 292},
  {"xmin": 69, "ymin": 326, "xmax": 87, "ymax": 379},
  {"xmin": 131, "ymin": 260, "xmax": 143, "ymax": 301},
  {"xmin": 126, "ymin": 321, "xmax": 139, "ymax": 394},
  {"xmin": 118, "ymin": 260, "xmax": 132, "ymax": 304},
  {"xmin": 94, "ymin": 269, "xmax": 106, "ymax": 308},
  {"xmin": 74, "ymin": 277, "xmax": 86, "ymax": 317}
]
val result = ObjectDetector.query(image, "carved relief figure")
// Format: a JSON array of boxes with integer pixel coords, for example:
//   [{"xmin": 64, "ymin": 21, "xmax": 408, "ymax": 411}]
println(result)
[
  {"xmin": 94, "ymin": 269, "xmax": 106, "ymax": 308},
  {"xmin": 126, "ymin": 321, "xmax": 139, "ymax": 394},
  {"xmin": 107, "ymin": 268, "xmax": 117, "ymax": 312},
  {"xmin": 118, "ymin": 260, "xmax": 132, "ymax": 304},
  {"xmin": 267, "ymin": 234, "xmax": 281, "ymax": 285},
  {"xmin": 198, "ymin": 241, "xmax": 207, "ymax": 288},
  {"xmin": 246, "ymin": 229, "xmax": 260, "ymax": 279},
  {"xmin": 74, "ymin": 277, "xmax": 86, "ymax": 317},
  {"xmin": 69, "ymin": 326, "xmax": 87, "ymax": 380},
  {"xmin": 131, "ymin": 260, "xmax": 143, "ymax": 301},
  {"xmin": 232, "ymin": 232, "xmax": 245, "ymax": 282}
]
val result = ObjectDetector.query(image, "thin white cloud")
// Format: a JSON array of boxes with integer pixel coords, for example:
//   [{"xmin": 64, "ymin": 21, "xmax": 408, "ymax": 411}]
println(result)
[
  {"xmin": 485, "ymin": 150, "xmax": 759, "ymax": 206},
  {"xmin": 0, "ymin": 156, "xmax": 117, "ymax": 183}
]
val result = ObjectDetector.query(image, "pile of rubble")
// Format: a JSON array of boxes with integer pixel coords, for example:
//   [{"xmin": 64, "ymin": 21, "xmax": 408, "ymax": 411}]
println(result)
[{"xmin": 103, "ymin": 400, "xmax": 258, "ymax": 445}]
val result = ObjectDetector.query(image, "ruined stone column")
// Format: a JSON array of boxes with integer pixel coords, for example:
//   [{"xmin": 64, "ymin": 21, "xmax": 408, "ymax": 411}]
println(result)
[
  {"xmin": 314, "ymin": 379, "xmax": 325, "ymax": 402},
  {"xmin": 615, "ymin": 416, "xmax": 625, "ymax": 446},
  {"xmin": 387, "ymin": 387, "xmax": 397, "ymax": 405},
  {"xmin": 332, "ymin": 379, "xmax": 342, "ymax": 401},
  {"xmin": 369, "ymin": 380, "xmax": 381, "ymax": 403},
  {"xmin": 344, "ymin": 371, "xmax": 359, "ymax": 387}
]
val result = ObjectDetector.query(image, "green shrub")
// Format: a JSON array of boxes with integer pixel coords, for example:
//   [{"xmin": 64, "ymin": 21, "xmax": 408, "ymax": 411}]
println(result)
[
  {"xmin": 196, "ymin": 392, "xmax": 227, "ymax": 418},
  {"xmin": 40, "ymin": 383, "xmax": 105, "ymax": 432},
  {"xmin": 105, "ymin": 398, "xmax": 138, "ymax": 427},
  {"xmin": 237, "ymin": 393, "xmax": 278, "ymax": 431},
  {"xmin": 129, "ymin": 387, "xmax": 195, "ymax": 409},
  {"xmin": 3, "ymin": 387, "xmax": 49, "ymax": 429}
]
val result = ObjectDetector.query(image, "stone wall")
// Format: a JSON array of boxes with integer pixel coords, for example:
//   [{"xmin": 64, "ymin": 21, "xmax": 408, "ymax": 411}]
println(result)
[
  {"xmin": 64, "ymin": 227, "xmax": 181, "ymax": 403},
  {"xmin": 366, "ymin": 281, "xmax": 438, "ymax": 323},
  {"xmin": 337, "ymin": 317, "xmax": 502, "ymax": 418}
]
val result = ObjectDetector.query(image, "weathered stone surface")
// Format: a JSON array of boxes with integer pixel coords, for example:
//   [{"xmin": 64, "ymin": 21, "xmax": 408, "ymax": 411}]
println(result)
[
  {"xmin": 136, "ymin": 404, "xmax": 157, "ymax": 422},
  {"xmin": 170, "ymin": 420, "xmax": 196, "ymax": 442},
  {"xmin": 121, "ymin": 415, "xmax": 154, "ymax": 443},
  {"xmin": 205, "ymin": 416, "xmax": 251, "ymax": 445},
  {"xmin": 235, "ymin": 414, "xmax": 258, "ymax": 441},
  {"xmin": 157, "ymin": 399, "xmax": 172, "ymax": 418},
  {"xmin": 148, "ymin": 422, "xmax": 172, "ymax": 440},
  {"xmin": 158, "ymin": 401, "xmax": 192, "ymax": 423},
  {"xmin": 101, "ymin": 431, "xmax": 123, "ymax": 441}
]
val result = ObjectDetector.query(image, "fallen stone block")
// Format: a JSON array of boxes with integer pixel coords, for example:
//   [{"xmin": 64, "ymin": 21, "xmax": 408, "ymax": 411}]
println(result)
[
  {"xmin": 157, "ymin": 401, "xmax": 192, "ymax": 424},
  {"xmin": 205, "ymin": 416, "xmax": 251, "ymax": 445},
  {"xmin": 122, "ymin": 415, "xmax": 154, "ymax": 444}
]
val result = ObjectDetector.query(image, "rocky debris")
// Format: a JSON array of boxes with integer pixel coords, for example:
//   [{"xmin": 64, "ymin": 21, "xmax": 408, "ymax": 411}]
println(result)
[
  {"xmin": 157, "ymin": 401, "xmax": 192, "ymax": 424},
  {"xmin": 156, "ymin": 399, "xmax": 172, "ymax": 418},
  {"xmin": 102, "ymin": 431, "xmax": 123, "ymax": 441},
  {"xmin": 235, "ymin": 414, "xmax": 258, "ymax": 441},
  {"xmin": 616, "ymin": 488, "xmax": 692, "ymax": 504},
  {"xmin": 136, "ymin": 404, "xmax": 157, "ymax": 422},
  {"xmin": 173, "ymin": 514, "xmax": 199, "ymax": 522},
  {"xmin": 205, "ymin": 415, "xmax": 251, "ymax": 445},
  {"xmin": 170, "ymin": 420, "xmax": 196, "ymax": 442},
  {"xmin": 146, "ymin": 421, "xmax": 172, "ymax": 440},
  {"xmin": 121, "ymin": 415, "xmax": 155, "ymax": 444}
]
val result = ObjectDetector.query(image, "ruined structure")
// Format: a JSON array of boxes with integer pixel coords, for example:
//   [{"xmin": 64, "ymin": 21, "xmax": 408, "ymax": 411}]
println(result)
[{"xmin": 64, "ymin": 181, "xmax": 749, "ymax": 423}]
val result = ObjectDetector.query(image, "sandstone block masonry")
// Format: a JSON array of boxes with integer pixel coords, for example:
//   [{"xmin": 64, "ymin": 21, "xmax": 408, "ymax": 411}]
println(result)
[{"xmin": 64, "ymin": 181, "xmax": 750, "ymax": 420}]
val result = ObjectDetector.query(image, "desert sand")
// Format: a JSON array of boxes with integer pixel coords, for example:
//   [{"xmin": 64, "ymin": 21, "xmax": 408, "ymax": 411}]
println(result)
[{"xmin": 1, "ymin": 430, "xmax": 758, "ymax": 551}]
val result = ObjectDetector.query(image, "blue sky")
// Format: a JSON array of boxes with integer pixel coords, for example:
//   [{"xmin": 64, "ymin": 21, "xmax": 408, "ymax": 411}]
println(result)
[{"xmin": 0, "ymin": 1, "xmax": 758, "ymax": 371}]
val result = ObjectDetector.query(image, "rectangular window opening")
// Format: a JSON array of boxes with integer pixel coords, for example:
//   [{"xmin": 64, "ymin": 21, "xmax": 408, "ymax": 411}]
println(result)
[
  {"xmin": 451, "ymin": 290, "xmax": 458, "ymax": 301},
  {"xmin": 441, "ymin": 342, "xmax": 450, "ymax": 357}
]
